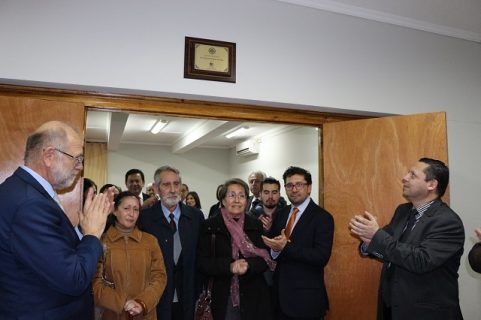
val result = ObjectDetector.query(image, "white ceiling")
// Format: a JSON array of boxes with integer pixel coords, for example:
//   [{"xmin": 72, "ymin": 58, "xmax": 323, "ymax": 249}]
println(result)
[
  {"xmin": 279, "ymin": 0, "xmax": 481, "ymax": 42},
  {"xmin": 86, "ymin": 110, "xmax": 297, "ymax": 152}
]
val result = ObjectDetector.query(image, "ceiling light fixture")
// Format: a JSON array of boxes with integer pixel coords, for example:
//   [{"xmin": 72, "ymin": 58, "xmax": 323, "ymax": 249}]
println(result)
[
  {"xmin": 225, "ymin": 126, "xmax": 249, "ymax": 139},
  {"xmin": 150, "ymin": 119, "xmax": 168, "ymax": 134}
]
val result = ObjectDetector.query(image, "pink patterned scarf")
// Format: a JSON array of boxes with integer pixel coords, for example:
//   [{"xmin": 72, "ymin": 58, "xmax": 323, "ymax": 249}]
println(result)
[{"xmin": 221, "ymin": 208, "xmax": 276, "ymax": 307}]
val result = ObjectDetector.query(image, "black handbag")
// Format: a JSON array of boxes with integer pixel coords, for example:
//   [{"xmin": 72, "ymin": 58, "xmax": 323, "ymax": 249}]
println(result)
[{"xmin": 195, "ymin": 233, "xmax": 215, "ymax": 320}]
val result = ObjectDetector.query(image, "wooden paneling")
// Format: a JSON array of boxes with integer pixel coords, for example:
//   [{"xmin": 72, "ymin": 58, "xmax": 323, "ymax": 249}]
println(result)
[
  {"xmin": 322, "ymin": 112, "xmax": 448, "ymax": 320},
  {"xmin": 84, "ymin": 142, "xmax": 107, "ymax": 189},
  {"xmin": 0, "ymin": 96, "xmax": 85, "ymax": 225},
  {"xmin": 0, "ymin": 83, "xmax": 369, "ymax": 126}
]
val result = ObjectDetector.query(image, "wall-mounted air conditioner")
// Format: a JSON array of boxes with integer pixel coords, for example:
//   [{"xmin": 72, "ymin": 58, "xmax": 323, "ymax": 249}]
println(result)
[{"xmin": 235, "ymin": 139, "xmax": 259, "ymax": 157}]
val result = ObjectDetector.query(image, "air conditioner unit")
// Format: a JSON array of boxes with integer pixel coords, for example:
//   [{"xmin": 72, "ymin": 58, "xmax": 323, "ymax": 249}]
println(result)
[{"xmin": 235, "ymin": 139, "xmax": 259, "ymax": 157}]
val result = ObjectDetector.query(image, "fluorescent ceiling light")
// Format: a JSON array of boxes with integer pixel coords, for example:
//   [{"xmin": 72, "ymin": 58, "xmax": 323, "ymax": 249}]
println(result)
[
  {"xmin": 150, "ymin": 120, "xmax": 168, "ymax": 134},
  {"xmin": 225, "ymin": 126, "xmax": 249, "ymax": 139}
]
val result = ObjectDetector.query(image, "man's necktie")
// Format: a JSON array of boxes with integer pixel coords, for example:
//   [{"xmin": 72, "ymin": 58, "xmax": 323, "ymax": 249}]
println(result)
[
  {"xmin": 169, "ymin": 213, "xmax": 177, "ymax": 233},
  {"xmin": 284, "ymin": 207, "xmax": 299, "ymax": 239},
  {"xmin": 400, "ymin": 209, "xmax": 417, "ymax": 240}
]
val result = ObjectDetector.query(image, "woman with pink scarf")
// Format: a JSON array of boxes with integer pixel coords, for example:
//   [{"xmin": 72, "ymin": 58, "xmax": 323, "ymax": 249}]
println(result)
[{"xmin": 198, "ymin": 178, "xmax": 275, "ymax": 320}]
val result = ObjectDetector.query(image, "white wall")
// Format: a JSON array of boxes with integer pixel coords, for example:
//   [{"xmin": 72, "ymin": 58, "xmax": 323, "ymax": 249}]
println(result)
[
  {"xmin": 106, "ymin": 126, "xmax": 319, "ymax": 209},
  {"xmin": 1, "ymin": 0, "xmax": 481, "ymax": 317},
  {"xmin": 229, "ymin": 126, "xmax": 320, "ymax": 203},
  {"xmin": 107, "ymin": 144, "xmax": 230, "ymax": 210}
]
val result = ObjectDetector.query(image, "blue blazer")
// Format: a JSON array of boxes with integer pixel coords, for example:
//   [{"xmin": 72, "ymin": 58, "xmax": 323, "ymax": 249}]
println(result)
[
  {"xmin": 139, "ymin": 202, "xmax": 204, "ymax": 320},
  {"xmin": 0, "ymin": 167, "xmax": 103, "ymax": 320},
  {"xmin": 269, "ymin": 199, "xmax": 334, "ymax": 318}
]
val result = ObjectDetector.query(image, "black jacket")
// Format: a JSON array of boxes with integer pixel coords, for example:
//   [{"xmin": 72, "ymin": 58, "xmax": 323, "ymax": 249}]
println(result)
[{"xmin": 198, "ymin": 213, "xmax": 272, "ymax": 320}]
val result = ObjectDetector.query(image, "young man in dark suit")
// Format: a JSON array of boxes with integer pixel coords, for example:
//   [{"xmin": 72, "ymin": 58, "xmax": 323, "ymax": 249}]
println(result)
[
  {"xmin": 139, "ymin": 165, "xmax": 204, "ymax": 320},
  {"xmin": 350, "ymin": 158, "xmax": 464, "ymax": 320},
  {"xmin": 0, "ymin": 121, "xmax": 112, "ymax": 320},
  {"xmin": 263, "ymin": 166, "xmax": 334, "ymax": 320}
]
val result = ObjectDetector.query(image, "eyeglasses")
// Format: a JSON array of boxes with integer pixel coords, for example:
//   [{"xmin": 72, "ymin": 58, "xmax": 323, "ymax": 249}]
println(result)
[
  {"xmin": 285, "ymin": 182, "xmax": 308, "ymax": 190},
  {"xmin": 226, "ymin": 192, "xmax": 247, "ymax": 200},
  {"xmin": 54, "ymin": 148, "xmax": 84, "ymax": 164}
]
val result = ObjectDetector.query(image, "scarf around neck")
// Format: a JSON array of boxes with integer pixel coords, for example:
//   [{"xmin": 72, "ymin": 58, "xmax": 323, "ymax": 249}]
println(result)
[{"xmin": 221, "ymin": 208, "xmax": 276, "ymax": 306}]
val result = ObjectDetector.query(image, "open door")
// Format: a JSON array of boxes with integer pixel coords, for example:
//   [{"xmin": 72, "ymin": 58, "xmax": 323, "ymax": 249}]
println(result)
[
  {"xmin": 323, "ymin": 112, "xmax": 448, "ymax": 320},
  {"xmin": 0, "ymin": 95, "xmax": 85, "ymax": 225}
]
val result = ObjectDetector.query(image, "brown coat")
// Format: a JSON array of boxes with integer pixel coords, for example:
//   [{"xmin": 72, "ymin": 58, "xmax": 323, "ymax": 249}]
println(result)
[{"xmin": 93, "ymin": 226, "xmax": 167, "ymax": 320}]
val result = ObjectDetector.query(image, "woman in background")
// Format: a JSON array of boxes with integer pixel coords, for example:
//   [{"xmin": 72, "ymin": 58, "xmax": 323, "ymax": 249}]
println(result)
[
  {"xmin": 93, "ymin": 191, "xmax": 167, "ymax": 320},
  {"xmin": 186, "ymin": 191, "xmax": 208, "ymax": 219},
  {"xmin": 198, "ymin": 178, "xmax": 274, "ymax": 320},
  {"xmin": 186, "ymin": 191, "xmax": 202, "ymax": 209}
]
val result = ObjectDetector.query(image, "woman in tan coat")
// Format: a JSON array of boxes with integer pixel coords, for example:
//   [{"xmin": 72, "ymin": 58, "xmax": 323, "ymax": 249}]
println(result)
[{"xmin": 93, "ymin": 191, "xmax": 167, "ymax": 320}]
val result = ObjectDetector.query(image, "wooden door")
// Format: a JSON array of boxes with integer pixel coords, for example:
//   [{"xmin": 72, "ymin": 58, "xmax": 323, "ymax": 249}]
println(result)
[
  {"xmin": 323, "ymin": 112, "xmax": 448, "ymax": 320},
  {"xmin": 0, "ymin": 96, "xmax": 85, "ymax": 225}
]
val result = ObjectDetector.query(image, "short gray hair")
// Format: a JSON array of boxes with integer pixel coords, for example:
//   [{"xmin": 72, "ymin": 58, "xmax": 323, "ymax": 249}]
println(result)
[
  {"xmin": 153, "ymin": 165, "xmax": 182, "ymax": 184},
  {"xmin": 248, "ymin": 171, "xmax": 266, "ymax": 181},
  {"xmin": 24, "ymin": 126, "xmax": 68, "ymax": 165}
]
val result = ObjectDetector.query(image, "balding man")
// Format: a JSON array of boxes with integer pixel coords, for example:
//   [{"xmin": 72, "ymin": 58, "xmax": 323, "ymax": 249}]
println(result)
[{"xmin": 0, "ymin": 121, "xmax": 112, "ymax": 320}]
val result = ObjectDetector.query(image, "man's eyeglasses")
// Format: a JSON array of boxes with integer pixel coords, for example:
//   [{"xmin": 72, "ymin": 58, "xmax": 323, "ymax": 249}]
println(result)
[
  {"xmin": 54, "ymin": 148, "xmax": 84, "ymax": 164},
  {"xmin": 285, "ymin": 182, "xmax": 308, "ymax": 190}
]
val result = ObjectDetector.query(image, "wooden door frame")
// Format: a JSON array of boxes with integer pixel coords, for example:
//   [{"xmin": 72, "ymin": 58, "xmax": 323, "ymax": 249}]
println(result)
[{"xmin": 0, "ymin": 83, "xmax": 373, "ymax": 203}]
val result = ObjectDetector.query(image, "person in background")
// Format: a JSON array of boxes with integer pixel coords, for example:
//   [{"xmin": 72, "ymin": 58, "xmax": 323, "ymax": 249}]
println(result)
[
  {"xmin": 246, "ymin": 171, "xmax": 266, "ymax": 213},
  {"xmin": 84, "ymin": 177, "xmax": 98, "ymax": 194},
  {"xmin": 99, "ymin": 183, "xmax": 122, "ymax": 232},
  {"xmin": 83, "ymin": 177, "xmax": 98, "ymax": 208},
  {"xmin": 185, "ymin": 191, "xmax": 202, "ymax": 210},
  {"xmin": 349, "ymin": 158, "xmax": 464, "ymax": 320},
  {"xmin": 468, "ymin": 228, "xmax": 481, "ymax": 273},
  {"xmin": 257, "ymin": 177, "xmax": 282, "ymax": 233},
  {"xmin": 99, "ymin": 183, "xmax": 122, "ymax": 196},
  {"xmin": 262, "ymin": 166, "xmax": 334, "ymax": 320},
  {"xmin": 125, "ymin": 168, "xmax": 150, "ymax": 206},
  {"xmin": 208, "ymin": 184, "xmax": 224, "ymax": 218},
  {"xmin": 0, "ymin": 121, "xmax": 113, "ymax": 319},
  {"xmin": 198, "ymin": 178, "xmax": 274, "ymax": 320},
  {"xmin": 180, "ymin": 183, "xmax": 189, "ymax": 203},
  {"xmin": 186, "ymin": 191, "xmax": 207, "ymax": 219},
  {"xmin": 139, "ymin": 165, "xmax": 204, "ymax": 320},
  {"xmin": 93, "ymin": 191, "xmax": 167, "ymax": 320},
  {"xmin": 146, "ymin": 182, "xmax": 155, "ymax": 197}
]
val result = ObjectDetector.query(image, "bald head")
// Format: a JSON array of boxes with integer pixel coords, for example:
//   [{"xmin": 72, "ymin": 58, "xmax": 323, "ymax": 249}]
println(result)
[
  {"xmin": 24, "ymin": 121, "xmax": 83, "ymax": 190},
  {"xmin": 24, "ymin": 121, "xmax": 80, "ymax": 165}
]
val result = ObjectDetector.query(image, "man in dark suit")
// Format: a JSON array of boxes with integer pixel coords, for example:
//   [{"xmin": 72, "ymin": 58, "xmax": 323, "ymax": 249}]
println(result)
[
  {"xmin": 125, "ymin": 168, "xmax": 153, "ymax": 207},
  {"xmin": 0, "ymin": 121, "xmax": 112, "ymax": 320},
  {"xmin": 139, "ymin": 165, "xmax": 204, "ymax": 320},
  {"xmin": 263, "ymin": 166, "xmax": 334, "ymax": 320},
  {"xmin": 350, "ymin": 158, "xmax": 465, "ymax": 320},
  {"xmin": 246, "ymin": 170, "xmax": 266, "ymax": 213}
]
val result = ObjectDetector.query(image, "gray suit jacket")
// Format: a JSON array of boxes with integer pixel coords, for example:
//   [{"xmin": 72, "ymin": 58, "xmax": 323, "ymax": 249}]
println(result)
[{"xmin": 367, "ymin": 200, "xmax": 464, "ymax": 320}]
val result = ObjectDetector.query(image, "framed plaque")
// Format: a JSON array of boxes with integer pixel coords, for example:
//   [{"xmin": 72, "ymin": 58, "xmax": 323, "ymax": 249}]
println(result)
[{"xmin": 184, "ymin": 36, "xmax": 236, "ymax": 83}]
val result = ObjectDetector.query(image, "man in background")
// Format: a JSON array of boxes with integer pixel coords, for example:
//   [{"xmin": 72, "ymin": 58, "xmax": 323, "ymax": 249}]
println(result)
[
  {"xmin": 125, "ymin": 168, "xmax": 150, "ymax": 204},
  {"xmin": 257, "ymin": 177, "xmax": 282, "ymax": 232},
  {"xmin": 180, "ymin": 183, "xmax": 189, "ymax": 203},
  {"xmin": 139, "ymin": 165, "xmax": 204, "ymax": 320},
  {"xmin": 0, "ymin": 121, "xmax": 112, "ymax": 319},
  {"xmin": 126, "ymin": 168, "xmax": 158, "ymax": 208},
  {"xmin": 247, "ymin": 170, "xmax": 266, "ymax": 213},
  {"xmin": 263, "ymin": 166, "xmax": 334, "ymax": 319},
  {"xmin": 349, "ymin": 158, "xmax": 464, "ymax": 320}
]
